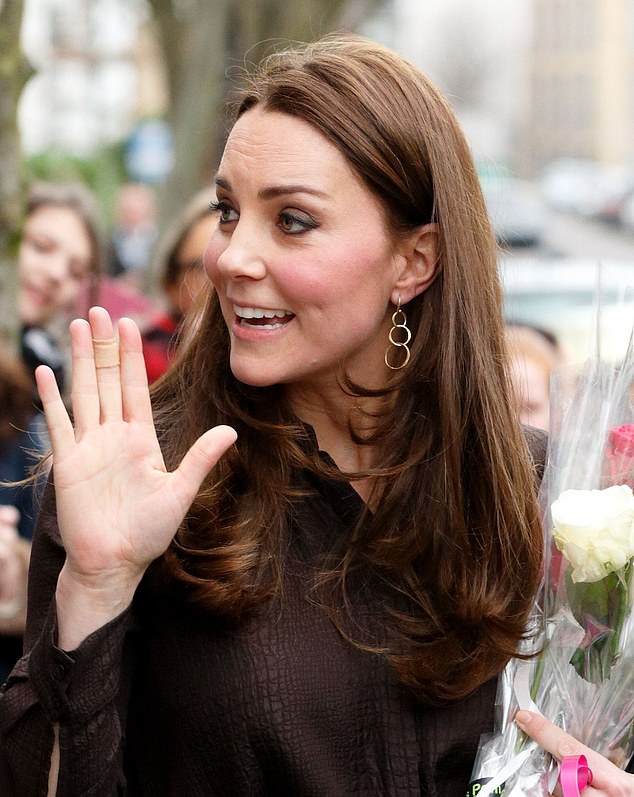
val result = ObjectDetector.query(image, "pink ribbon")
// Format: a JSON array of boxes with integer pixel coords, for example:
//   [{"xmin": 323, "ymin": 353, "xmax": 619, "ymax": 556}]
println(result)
[{"xmin": 559, "ymin": 755, "xmax": 593, "ymax": 796}]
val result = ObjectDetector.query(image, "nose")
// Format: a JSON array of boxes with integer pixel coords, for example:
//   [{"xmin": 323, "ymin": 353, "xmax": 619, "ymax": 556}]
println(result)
[
  {"xmin": 44, "ymin": 252, "xmax": 71, "ymax": 284},
  {"xmin": 212, "ymin": 219, "xmax": 267, "ymax": 282}
]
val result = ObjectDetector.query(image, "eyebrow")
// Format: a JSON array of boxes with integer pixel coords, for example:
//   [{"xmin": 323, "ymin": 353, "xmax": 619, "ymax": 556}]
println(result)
[{"xmin": 214, "ymin": 175, "xmax": 329, "ymax": 200}]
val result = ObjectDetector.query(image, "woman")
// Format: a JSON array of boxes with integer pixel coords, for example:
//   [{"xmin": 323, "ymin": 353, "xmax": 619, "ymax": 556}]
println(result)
[
  {"xmin": 1, "ymin": 36, "xmax": 630, "ymax": 796},
  {"xmin": 141, "ymin": 189, "xmax": 214, "ymax": 383},
  {"xmin": 505, "ymin": 323, "xmax": 562, "ymax": 431},
  {"xmin": 18, "ymin": 181, "xmax": 103, "ymax": 400}
]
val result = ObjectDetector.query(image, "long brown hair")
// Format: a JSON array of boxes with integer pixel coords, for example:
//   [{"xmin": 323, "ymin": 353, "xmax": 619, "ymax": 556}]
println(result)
[
  {"xmin": 153, "ymin": 35, "xmax": 543, "ymax": 703},
  {"xmin": 0, "ymin": 347, "xmax": 33, "ymax": 446}
]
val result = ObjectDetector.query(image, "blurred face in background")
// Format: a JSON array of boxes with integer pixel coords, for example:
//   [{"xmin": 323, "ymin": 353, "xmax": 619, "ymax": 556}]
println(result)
[
  {"xmin": 166, "ymin": 214, "xmax": 215, "ymax": 317},
  {"xmin": 509, "ymin": 353, "xmax": 551, "ymax": 430},
  {"xmin": 18, "ymin": 205, "xmax": 93, "ymax": 327},
  {"xmin": 505, "ymin": 324, "xmax": 560, "ymax": 431}
]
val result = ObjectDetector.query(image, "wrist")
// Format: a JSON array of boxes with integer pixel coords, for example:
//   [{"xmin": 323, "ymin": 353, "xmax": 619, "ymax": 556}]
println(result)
[{"xmin": 55, "ymin": 563, "xmax": 141, "ymax": 650}]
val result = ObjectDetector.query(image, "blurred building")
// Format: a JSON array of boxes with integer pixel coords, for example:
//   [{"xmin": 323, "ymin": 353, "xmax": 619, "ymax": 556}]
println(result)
[
  {"xmin": 372, "ymin": 0, "xmax": 532, "ymax": 169},
  {"xmin": 522, "ymin": 0, "xmax": 634, "ymax": 174},
  {"xmin": 19, "ymin": 0, "xmax": 167, "ymax": 156}
]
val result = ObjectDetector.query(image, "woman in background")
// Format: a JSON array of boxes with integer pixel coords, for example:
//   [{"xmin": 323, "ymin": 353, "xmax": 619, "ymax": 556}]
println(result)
[
  {"xmin": 505, "ymin": 322, "xmax": 562, "ymax": 431},
  {"xmin": 18, "ymin": 181, "xmax": 103, "ymax": 401},
  {"xmin": 141, "ymin": 190, "xmax": 214, "ymax": 383},
  {"xmin": 0, "ymin": 182, "xmax": 102, "ymax": 681}
]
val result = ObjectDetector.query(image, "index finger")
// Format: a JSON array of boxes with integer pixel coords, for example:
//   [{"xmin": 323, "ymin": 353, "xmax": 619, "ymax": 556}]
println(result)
[
  {"xmin": 35, "ymin": 365, "xmax": 76, "ymax": 459},
  {"xmin": 515, "ymin": 710, "xmax": 625, "ymax": 785}
]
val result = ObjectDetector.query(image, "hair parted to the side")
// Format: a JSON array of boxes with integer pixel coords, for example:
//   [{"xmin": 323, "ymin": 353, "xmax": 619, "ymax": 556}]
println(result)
[{"xmin": 152, "ymin": 35, "xmax": 543, "ymax": 704}]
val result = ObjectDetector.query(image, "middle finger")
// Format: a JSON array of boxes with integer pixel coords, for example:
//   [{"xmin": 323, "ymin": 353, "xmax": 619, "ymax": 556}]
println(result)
[{"xmin": 89, "ymin": 306, "xmax": 123, "ymax": 423}]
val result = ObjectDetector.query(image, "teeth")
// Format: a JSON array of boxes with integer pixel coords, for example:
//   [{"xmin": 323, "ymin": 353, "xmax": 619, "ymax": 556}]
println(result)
[{"xmin": 233, "ymin": 305, "xmax": 293, "ymax": 319}]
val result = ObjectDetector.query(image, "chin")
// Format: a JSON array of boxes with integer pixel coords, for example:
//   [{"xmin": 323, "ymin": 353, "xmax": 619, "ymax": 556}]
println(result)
[
  {"xmin": 19, "ymin": 304, "xmax": 45, "ymax": 328},
  {"xmin": 229, "ymin": 362, "xmax": 280, "ymax": 389}
]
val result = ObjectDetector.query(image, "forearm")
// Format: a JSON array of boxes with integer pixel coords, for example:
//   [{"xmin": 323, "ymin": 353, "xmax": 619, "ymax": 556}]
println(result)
[{"xmin": 0, "ymin": 600, "xmax": 133, "ymax": 796}]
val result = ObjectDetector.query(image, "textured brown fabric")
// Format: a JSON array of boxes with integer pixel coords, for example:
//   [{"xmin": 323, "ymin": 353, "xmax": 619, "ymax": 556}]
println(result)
[{"xmin": 0, "ymin": 427, "xmax": 547, "ymax": 797}]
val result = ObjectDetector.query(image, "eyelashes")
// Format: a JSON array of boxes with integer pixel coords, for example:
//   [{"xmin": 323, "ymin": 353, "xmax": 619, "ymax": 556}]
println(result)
[
  {"xmin": 209, "ymin": 200, "xmax": 319, "ymax": 235},
  {"xmin": 209, "ymin": 200, "xmax": 238, "ymax": 224}
]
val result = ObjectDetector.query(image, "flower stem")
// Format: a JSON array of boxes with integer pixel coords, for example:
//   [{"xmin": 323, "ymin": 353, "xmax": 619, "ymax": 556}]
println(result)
[{"xmin": 608, "ymin": 563, "xmax": 631, "ymax": 666}]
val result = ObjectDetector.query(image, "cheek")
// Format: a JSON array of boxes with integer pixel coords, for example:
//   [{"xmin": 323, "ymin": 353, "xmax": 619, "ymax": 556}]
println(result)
[
  {"xmin": 18, "ymin": 246, "xmax": 37, "ymax": 279},
  {"xmin": 57, "ymin": 277, "xmax": 83, "ymax": 309}
]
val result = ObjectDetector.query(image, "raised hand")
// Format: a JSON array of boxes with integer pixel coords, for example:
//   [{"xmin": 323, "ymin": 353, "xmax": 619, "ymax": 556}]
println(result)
[{"xmin": 35, "ymin": 307, "xmax": 236, "ymax": 649}]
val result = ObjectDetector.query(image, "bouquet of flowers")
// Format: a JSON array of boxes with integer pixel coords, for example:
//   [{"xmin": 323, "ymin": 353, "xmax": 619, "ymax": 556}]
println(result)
[{"xmin": 468, "ymin": 324, "xmax": 634, "ymax": 797}]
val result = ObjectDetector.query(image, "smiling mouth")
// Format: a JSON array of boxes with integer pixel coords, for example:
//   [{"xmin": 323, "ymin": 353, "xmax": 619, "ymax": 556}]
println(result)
[
  {"xmin": 233, "ymin": 305, "xmax": 295, "ymax": 329},
  {"xmin": 23, "ymin": 284, "xmax": 50, "ymax": 306}
]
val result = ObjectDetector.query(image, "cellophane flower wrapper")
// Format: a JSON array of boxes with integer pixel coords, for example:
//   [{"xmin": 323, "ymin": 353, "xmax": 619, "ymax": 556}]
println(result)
[{"xmin": 468, "ymin": 314, "xmax": 634, "ymax": 797}]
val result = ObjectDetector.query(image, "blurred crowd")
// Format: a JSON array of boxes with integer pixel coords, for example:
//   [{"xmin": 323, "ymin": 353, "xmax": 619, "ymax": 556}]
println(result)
[{"xmin": 0, "ymin": 178, "xmax": 214, "ymax": 680}]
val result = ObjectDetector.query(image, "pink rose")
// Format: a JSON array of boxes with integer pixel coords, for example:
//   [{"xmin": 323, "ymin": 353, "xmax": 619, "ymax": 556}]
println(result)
[{"xmin": 604, "ymin": 424, "xmax": 634, "ymax": 488}]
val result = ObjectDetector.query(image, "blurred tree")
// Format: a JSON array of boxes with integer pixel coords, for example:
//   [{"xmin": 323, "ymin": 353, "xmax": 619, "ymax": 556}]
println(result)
[
  {"xmin": 0, "ymin": 0, "xmax": 32, "ymax": 348},
  {"xmin": 145, "ymin": 0, "xmax": 382, "ymax": 288}
]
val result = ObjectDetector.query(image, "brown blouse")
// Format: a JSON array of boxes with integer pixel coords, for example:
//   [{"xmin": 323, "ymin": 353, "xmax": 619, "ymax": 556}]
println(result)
[{"xmin": 0, "ymin": 429, "xmax": 547, "ymax": 797}]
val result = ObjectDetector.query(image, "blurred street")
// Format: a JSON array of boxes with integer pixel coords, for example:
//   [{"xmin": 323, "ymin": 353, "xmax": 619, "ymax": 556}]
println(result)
[{"xmin": 507, "ymin": 210, "xmax": 634, "ymax": 263}]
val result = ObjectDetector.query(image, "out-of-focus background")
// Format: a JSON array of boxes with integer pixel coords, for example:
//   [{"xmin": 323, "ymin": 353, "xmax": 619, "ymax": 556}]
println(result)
[{"xmin": 1, "ymin": 0, "xmax": 634, "ymax": 362}]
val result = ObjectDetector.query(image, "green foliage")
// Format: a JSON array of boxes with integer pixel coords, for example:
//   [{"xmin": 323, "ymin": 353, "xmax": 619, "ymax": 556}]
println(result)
[{"xmin": 23, "ymin": 141, "xmax": 128, "ymax": 228}]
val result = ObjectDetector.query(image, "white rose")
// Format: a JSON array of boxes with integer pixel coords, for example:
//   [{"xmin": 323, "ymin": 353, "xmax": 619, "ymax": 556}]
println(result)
[{"xmin": 551, "ymin": 485, "xmax": 634, "ymax": 583}]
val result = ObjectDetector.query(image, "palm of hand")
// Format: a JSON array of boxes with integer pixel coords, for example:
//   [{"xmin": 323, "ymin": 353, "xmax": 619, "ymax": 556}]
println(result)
[
  {"xmin": 36, "ymin": 309, "xmax": 236, "ymax": 592},
  {"xmin": 53, "ymin": 418, "xmax": 183, "ymax": 578}
]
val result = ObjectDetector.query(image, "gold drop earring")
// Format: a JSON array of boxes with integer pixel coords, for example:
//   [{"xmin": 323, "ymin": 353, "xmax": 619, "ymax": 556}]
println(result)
[{"xmin": 384, "ymin": 296, "xmax": 412, "ymax": 370}]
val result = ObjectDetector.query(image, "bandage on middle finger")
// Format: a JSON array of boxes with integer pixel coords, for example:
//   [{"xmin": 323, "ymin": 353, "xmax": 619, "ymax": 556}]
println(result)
[{"xmin": 92, "ymin": 337, "xmax": 120, "ymax": 369}]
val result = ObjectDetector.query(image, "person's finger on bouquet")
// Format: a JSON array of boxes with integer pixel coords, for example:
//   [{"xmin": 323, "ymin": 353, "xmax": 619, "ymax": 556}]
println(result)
[{"xmin": 516, "ymin": 710, "xmax": 634, "ymax": 795}]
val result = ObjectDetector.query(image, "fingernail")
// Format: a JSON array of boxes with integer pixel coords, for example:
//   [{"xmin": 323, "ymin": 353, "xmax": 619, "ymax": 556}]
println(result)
[{"xmin": 515, "ymin": 710, "xmax": 531, "ymax": 728}]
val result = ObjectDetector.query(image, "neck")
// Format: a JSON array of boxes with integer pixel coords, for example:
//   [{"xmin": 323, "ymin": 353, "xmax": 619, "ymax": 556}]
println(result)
[{"xmin": 288, "ymin": 381, "xmax": 385, "ymax": 476}]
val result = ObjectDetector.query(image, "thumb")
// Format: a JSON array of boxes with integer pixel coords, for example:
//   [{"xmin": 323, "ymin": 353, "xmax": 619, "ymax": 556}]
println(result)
[{"xmin": 170, "ymin": 425, "xmax": 237, "ymax": 509}]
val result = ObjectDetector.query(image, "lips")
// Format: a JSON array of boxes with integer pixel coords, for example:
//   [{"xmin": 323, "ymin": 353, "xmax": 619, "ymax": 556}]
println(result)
[{"xmin": 22, "ymin": 283, "xmax": 52, "ymax": 308}]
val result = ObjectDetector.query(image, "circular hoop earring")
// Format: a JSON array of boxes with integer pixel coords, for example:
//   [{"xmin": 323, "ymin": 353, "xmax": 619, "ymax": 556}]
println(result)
[{"xmin": 384, "ymin": 296, "xmax": 412, "ymax": 370}]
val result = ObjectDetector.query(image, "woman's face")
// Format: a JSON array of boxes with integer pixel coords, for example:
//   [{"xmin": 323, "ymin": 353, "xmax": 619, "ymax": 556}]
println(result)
[
  {"xmin": 18, "ymin": 205, "xmax": 93, "ymax": 327},
  {"xmin": 204, "ymin": 107, "xmax": 402, "ymax": 394},
  {"xmin": 168, "ymin": 214, "xmax": 216, "ymax": 316},
  {"xmin": 510, "ymin": 354, "xmax": 551, "ymax": 430}
]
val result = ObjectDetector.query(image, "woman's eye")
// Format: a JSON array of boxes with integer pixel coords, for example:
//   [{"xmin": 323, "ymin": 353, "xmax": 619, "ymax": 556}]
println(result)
[
  {"xmin": 278, "ymin": 211, "xmax": 318, "ymax": 235},
  {"xmin": 25, "ymin": 234, "xmax": 53, "ymax": 253},
  {"xmin": 210, "ymin": 201, "xmax": 238, "ymax": 224}
]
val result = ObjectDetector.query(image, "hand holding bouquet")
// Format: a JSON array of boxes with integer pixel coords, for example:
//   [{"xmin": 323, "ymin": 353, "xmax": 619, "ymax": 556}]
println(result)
[{"xmin": 468, "ymin": 324, "xmax": 634, "ymax": 797}]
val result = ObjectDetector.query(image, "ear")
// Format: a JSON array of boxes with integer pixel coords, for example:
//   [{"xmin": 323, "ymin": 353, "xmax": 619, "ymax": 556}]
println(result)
[{"xmin": 390, "ymin": 223, "xmax": 439, "ymax": 306}]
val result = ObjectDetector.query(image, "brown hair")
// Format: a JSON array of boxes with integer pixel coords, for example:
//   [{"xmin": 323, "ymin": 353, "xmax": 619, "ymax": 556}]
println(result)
[
  {"xmin": 153, "ymin": 35, "xmax": 543, "ymax": 703},
  {"xmin": 0, "ymin": 347, "xmax": 33, "ymax": 445}
]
